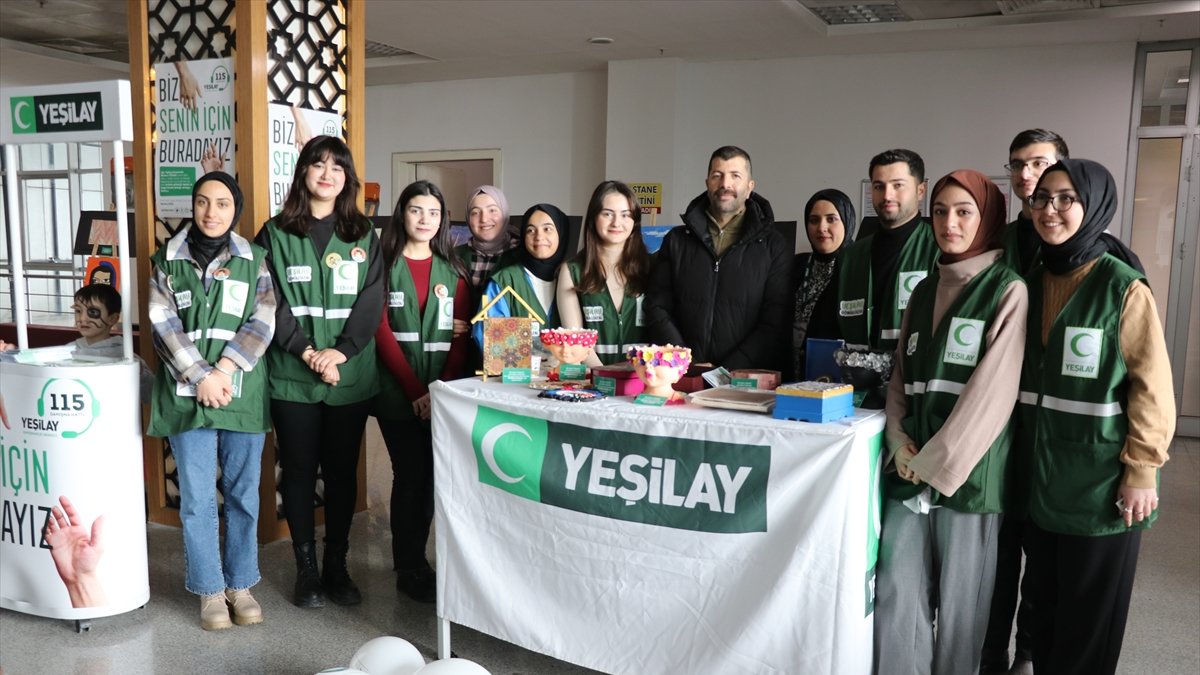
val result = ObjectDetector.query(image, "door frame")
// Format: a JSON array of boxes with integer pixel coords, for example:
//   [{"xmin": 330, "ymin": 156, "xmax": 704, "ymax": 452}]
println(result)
[{"xmin": 1122, "ymin": 39, "xmax": 1200, "ymax": 436}]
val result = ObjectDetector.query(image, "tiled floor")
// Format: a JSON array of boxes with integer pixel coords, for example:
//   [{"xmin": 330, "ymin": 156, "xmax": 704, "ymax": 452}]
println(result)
[{"xmin": 1, "ymin": 426, "xmax": 1197, "ymax": 675}]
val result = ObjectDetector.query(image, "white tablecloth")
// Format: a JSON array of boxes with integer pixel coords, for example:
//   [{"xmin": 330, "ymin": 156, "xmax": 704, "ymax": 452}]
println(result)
[{"xmin": 431, "ymin": 378, "xmax": 884, "ymax": 675}]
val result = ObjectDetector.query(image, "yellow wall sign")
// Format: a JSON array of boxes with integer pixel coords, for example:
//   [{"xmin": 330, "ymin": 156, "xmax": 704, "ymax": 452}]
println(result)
[{"xmin": 630, "ymin": 183, "xmax": 663, "ymax": 212}]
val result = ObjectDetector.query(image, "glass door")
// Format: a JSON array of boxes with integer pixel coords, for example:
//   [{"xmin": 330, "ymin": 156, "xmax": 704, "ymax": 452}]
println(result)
[{"xmin": 1124, "ymin": 41, "xmax": 1200, "ymax": 436}]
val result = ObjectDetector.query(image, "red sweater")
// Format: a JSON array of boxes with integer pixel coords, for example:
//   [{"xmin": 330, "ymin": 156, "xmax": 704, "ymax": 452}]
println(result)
[{"xmin": 375, "ymin": 255, "xmax": 471, "ymax": 401}]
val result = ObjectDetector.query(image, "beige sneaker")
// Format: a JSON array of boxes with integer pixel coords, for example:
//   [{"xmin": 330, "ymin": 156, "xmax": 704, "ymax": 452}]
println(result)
[
  {"xmin": 225, "ymin": 588, "xmax": 264, "ymax": 626},
  {"xmin": 200, "ymin": 593, "xmax": 232, "ymax": 630}
]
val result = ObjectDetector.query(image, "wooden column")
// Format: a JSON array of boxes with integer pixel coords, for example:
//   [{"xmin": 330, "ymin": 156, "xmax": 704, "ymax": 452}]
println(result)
[{"xmin": 128, "ymin": 0, "xmax": 178, "ymax": 528}]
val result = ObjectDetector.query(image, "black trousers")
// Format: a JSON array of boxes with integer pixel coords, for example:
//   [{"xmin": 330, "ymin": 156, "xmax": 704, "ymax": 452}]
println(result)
[
  {"xmin": 1026, "ymin": 522, "xmax": 1142, "ymax": 675},
  {"xmin": 272, "ymin": 398, "xmax": 371, "ymax": 547},
  {"xmin": 981, "ymin": 515, "xmax": 1035, "ymax": 663},
  {"xmin": 377, "ymin": 416, "xmax": 434, "ymax": 571}
]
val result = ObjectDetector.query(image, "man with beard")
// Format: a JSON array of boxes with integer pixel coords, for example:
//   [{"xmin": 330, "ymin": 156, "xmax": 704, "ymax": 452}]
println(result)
[
  {"xmin": 837, "ymin": 148, "xmax": 940, "ymax": 352},
  {"xmin": 644, "ymin": 145, "xmax": 791, "ymax": 370}
]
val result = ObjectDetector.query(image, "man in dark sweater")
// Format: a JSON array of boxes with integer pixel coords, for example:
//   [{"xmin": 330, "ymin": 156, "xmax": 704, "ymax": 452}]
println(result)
[
  {"xmin": 836, "ymin": 149, "xmax": 939, "ymax": 352},
  {"xmin": 980, "ymin": 128, "xmax": 1069, "ymax": 675},
  {"xmin": 1001, "ymin": 129, "xmax": 1070, "ymax": 275},
  {"xmin": 644, "ymin": 146, "xmax": 791, "ymax": 370}
]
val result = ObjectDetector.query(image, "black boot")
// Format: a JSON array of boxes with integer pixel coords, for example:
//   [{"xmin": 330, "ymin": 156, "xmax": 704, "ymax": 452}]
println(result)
[
  {"xmin": 396, "ymin": 562, "xmax": 436, "ymax": 604},
  {"xmin": 321, "ymin": 539, "xmax": 362, "ymax": 606},
  {"xmin": 292, "ymin": 541, "xmax": 325, "ymax": 608}
]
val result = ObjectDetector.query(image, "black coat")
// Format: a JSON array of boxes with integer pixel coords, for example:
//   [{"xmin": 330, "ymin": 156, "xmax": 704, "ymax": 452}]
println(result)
[{"xmin": 644, "ymin": 191, "xmax": 792, "ymax": 370}]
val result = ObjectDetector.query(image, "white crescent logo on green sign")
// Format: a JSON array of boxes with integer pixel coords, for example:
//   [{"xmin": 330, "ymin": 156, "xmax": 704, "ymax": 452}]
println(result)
[
  {"xmin": 13, "ymin": 99, "xmax": 33, "ymax": 130},
  {"xmin": 480, "ymin": 423, "xmax": 530, "ymax": 484}
]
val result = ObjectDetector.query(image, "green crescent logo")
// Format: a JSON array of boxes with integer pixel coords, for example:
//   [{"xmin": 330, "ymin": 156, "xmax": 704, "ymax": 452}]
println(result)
[
  {"xmin": 227, "ymin": 282, "xmax": 247, "ymax": 303},
  {"xmin": 1070, "ymin": 332, "xmax": 1095, "ymax": 357},
  {"xmin": 953, "ymin": 322, "xmax": 977, "ymax": 347},
  {"xmin": 471, "ymin": 406, "xmax": 547, "ymax": 501},
  {"xmin": 336, "ymin": 262, "xmax": 354, "ymax": 280},
  {"xmin": 903, "ymin": 274, "xmax": 921, "ymax": 292}
]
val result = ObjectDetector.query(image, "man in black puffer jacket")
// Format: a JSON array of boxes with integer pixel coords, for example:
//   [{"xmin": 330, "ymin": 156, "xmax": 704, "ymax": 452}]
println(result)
[{"xmin": 644, "ymin": 146, "xmax": 792, "ymax": 371}]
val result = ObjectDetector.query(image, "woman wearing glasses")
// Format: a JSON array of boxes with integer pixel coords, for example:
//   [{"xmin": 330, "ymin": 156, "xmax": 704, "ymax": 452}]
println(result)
[{"xmin": 1019, "ymin": 159, "xmax": 1172, "ymax": 675}]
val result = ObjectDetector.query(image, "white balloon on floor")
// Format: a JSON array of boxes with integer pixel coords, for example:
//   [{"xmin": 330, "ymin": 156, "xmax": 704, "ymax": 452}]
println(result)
[
  {"xmin": 315, "ymin": 668, "xmax": 368, "ymax": 674},
  {"xmin": 349, "ymin": 636, "xmax": 427, "ymax": 675},
  {"xmin": 413, "ymin": 658, "xmax": 491, "ymax": 675}
]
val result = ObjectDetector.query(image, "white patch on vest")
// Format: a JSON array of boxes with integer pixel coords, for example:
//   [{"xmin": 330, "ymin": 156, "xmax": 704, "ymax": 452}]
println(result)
[
  {"xmin": 437, "ymin": 295, "xmax": 454, "ymax": 331},
  {"xmin": 286, "ymin": 265, "xmax": 312, "ymax": 283},
  {"xmin": 1062, "ymin": 327, "xmax": 1102, "ymax": 379},
  {"xmin": 906, "ymin": 331, "xmax": 919, "ymax": 356},
  {"xmin": 174, "ymin": 290, "xmax": 192, "ymax": 310},
  {"xmin": 896, "ymin": 271, "xmax": 927, "ymax": 310},
  {"xmin": 389, "ymin": 291, "xmax": 405, "ymax": 307},
  {"xmin": 583, "ymin": 306, "xmax": 604, "ymax": 323},
  {"xmin": 943, "ymin": 317, "xmax": 985, "ymax": 367},
  {"xmin": 840, "ymin": 298, "xmax": 865, "ymax": 317},
  {"xmin": 332, "ymin": 260, "xmax": 358, "ymax": 295},
  {"xmin": 635, "ymin": 295, "xmax": 645, "ymax": 327},
  {"xmin": 220, "ymin": 279, "xmax": 249, "ymax": 317}
]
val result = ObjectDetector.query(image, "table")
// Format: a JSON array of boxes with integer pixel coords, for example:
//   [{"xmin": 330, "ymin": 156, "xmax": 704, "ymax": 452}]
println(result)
[{"xmin": 430, "ymin": 378, "xmax": 884, "ymax": 675}]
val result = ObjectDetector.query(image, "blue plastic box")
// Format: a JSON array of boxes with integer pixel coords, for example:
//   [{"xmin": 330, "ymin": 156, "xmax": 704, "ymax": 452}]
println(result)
[{"xmin": 773, "ymin": 382, "xmax": 855, "ymax": 423}]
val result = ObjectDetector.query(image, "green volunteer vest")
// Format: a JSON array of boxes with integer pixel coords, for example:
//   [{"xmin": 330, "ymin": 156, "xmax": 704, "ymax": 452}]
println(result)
[
  {"xmin": 374, "ymin": 255, "xmax": 458, "ymax": 420},
  {"xmin": 488, "ymin": 264, "xmax": 557, "ymax": 329},
  {"xmin": 1001, "ymin": 219, "xmax": 1041, "ymax": 275},
  {"xmin": 147, "ymin": 241, "xmax": 270, "ymax": 437},
  {"xmin": 568, "ymin": 262, "xmax": 643, "ymax": 365},
  {"xmin": 1001, "ymin": 221, "xmax": 1021, "ymax": 272},
  {"xmin": 887, "ymin": 261, "xmax": 1022, "ymax": 513},
  {"xmin": 263, "ymin": 219, "xmax": 379, "ymax": 405},
  {"xmin": 1019, "ymin": 254, "xmax": 1153, "ymax": 536},
  {"xmin": 837, "ymin": 222, "xmax": 939, "ymax": 351}
]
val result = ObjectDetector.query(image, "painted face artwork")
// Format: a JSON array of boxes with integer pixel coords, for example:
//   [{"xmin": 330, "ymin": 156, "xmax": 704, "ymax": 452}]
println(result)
[{"xmin": 73, "ymin": 299, "xmax": 118, "ymax": 344}]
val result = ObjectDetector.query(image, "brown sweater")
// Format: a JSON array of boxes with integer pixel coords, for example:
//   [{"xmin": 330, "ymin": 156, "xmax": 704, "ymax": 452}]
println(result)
[
  {"xmin": 1040, "ymin": 258, "xmax": 1174, "ymax": 488},
  {"xmin": 885, "ymin": 250, "xmax": 1028, "ymax": 496}
]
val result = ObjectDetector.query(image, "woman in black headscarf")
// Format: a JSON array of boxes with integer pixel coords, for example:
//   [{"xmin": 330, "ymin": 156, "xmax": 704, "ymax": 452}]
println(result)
[
  {"xmin": 791, "ymin": 188, "xmax": 856, "ymax": 379},
  {"xmin": 473, "ymin": 202, "xmax": 569, "ymax": 345},
  {"xmin": 147, "ymin": 171, "xmax": 276, "ymax": 629},
  {"xmin": 1019, "ymin": 159, "xmax": 1172, "ymax": 675}
]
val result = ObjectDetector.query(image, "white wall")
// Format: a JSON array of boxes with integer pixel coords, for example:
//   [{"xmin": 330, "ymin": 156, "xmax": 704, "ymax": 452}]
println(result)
[
  {"xmin": 365, "ymin": 42, "xmax": 1138, "ymax": 247},
  {"xmin": 0, "ymin": 47, "xmax": 126, "ymax": 88},
  {"xmin": 669, "ymin": 43, "xmax": 1136, "ymax": 230},
  {"xmin": 364, "ymin": 71, "xmax": 608, "ymax": 217}
]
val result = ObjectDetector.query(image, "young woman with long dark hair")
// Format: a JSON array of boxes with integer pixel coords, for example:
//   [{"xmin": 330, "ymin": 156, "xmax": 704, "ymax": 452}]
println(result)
[
  {"xmin": 255, "ymin": 135, "xmax": 383, "ymax": 609},
  {"xmin": 556, "ymin": 181, "xmax": 650, "ymax": 366},
  {"xmin": 373, "ymin": 180, "xmax": 471, "ymax": 602}
]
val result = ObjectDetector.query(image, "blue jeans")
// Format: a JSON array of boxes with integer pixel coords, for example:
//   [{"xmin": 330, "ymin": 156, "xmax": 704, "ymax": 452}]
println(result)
[{"xmin": 169, "ymin": 428, "xmax": 265, "ymax": 596}]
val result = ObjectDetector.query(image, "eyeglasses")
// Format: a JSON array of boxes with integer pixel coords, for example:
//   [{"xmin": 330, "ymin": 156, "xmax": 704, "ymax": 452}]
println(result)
[
  {"xmin": 1028, "ymin": 193, "xmax": 1079, "ymax": 212},
  {"xmin": 1004, "ymin": 158, "xmax": 1054, "ymax": 174}
]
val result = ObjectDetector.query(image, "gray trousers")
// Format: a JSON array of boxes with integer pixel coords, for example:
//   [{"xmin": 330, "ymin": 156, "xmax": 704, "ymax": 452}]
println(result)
[{"xmin": 873, "ymin": 499, "xmax": 1001, "ymax": 675}]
